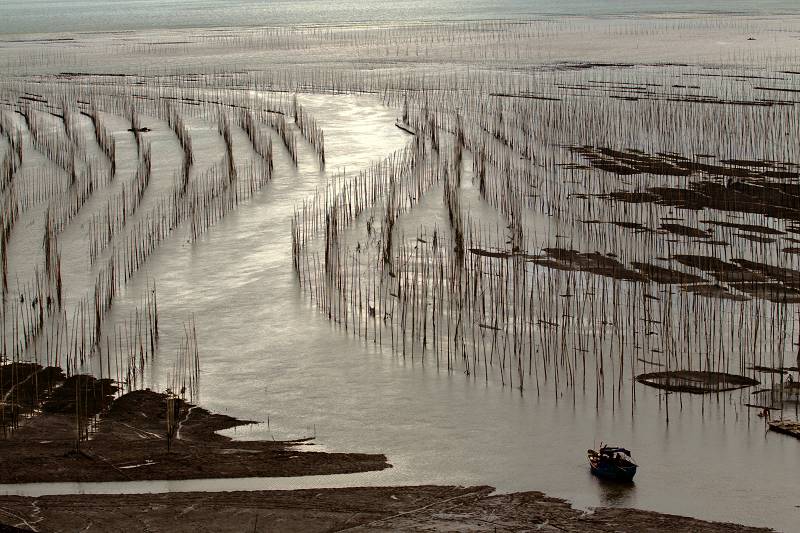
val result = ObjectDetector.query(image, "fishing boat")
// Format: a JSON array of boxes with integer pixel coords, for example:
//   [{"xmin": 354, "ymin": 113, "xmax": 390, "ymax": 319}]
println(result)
[{"xmin": 588, "ymin": 444, "xmax": 637, "ymax": 481}]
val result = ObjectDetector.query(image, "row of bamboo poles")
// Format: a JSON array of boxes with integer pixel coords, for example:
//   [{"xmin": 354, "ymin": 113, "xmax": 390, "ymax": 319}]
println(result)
[
  {"xmin": 291, "ymin": 83, "xmax": 800, "ymax": 408},
  {"xmin": 0, "ymin": 77, "xmax": 328, "ymax": 420}
]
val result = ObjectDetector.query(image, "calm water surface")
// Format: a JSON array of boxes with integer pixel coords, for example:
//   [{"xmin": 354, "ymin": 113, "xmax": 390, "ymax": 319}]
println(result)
[
  {"xmin": 1, "ymin": 3, "xmax": 799, "ymax": 532},
  {"xmin": 51, "ymin": 94, "xmax": 793, "ymax": 532},
  {"xmin": 0, "ymin": 0, "xmax": 798, "ymax": 34}
]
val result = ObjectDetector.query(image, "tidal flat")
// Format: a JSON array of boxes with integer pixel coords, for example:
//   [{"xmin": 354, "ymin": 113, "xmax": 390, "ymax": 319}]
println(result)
[{"xmin": 1, "ymin": 5, "xmax": 799, "ymax": 532}]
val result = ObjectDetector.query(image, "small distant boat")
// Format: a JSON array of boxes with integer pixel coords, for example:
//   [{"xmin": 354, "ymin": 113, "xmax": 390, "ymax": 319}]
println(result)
[{"xmin": 588, "ymin": 444, "xmax": 637, "ymax": 482}]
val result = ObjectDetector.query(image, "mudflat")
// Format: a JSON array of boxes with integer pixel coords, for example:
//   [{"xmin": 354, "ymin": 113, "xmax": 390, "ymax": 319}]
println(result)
[{"xmin": 0, "ymin": 486, "xmax": 772, "ymax": 532}]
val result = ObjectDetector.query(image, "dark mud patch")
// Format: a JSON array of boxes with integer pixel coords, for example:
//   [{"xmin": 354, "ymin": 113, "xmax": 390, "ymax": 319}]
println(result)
[
  {"xmin": 519, "ymin": 232, "xmax": 800, "ymax": 300},
  {"xmin": 702, "ymin": 220, "xmax": 784, "ymax": 235},
  {"xmin": 730, "ymin": 282, "xmax": 800, "ymax": 303},
  {"xmin": 0, "ymin": 486, "xmax": 772, "ymax": 533},
  {"xmin": 41, "ymin": 374, "xmax": 117, "ymax": 417},
  {"xmin": 630, "ymin": 262, "xmax": 704, "ymax": 284},
  {"xmin": 731, "ymin": 259, "xmax": 800, "ymax": 288},
  {"xmin": 574, "ymin": 146, "xmax": 798, "ymax": 181},
  {"xmin": 671, "ymin": 255, "xmax": 772, "ymax": 284},
  {"xmin": 719, "ymin": 158, "xmax": 775, "ymax": 168},
  {"xmin": 607, "ymin": 191, "xmax": 661, "ymax": 203},
  {"xmin": 672, "ymin": 254, "xmax": 742, "ymax": 273},
  {"xmin": 737, "ymin": 234, "xmax": 776, "ymax": 244},
  {"xmin": 469, "ymin": 247, "xmax": 512, "ymax": 259},
  {"xmin": 711, "ymin": 269, "xmax": 766, "ymax": 283},
  {"xmin": 660, "ymin": 223, "xmax": 712, "ymax": 238},
  {"xmin": 665, "ymin": 95, "xmax": 790, "ymax": 107},
  {"xmin": 614, "ymin": 220, "xmax": 651, "ymax": 231},
  {"xmin": 531, "ymin": 248, "xmax": 647, "ymax": 282},
  {"xmin": 530, "ymin": 251, "xmax": 794, "ymax": 302},
  {"xmin": 636, "ymin": 371, "xmax": 758, "ymax": 394},
  {"xmin": 608, "ymin": 179, "xmax": 800, "ymax": 221},
  {"xmin": 581, "ymin": 220, "xmax": 651, "ymax": 232},
  {"xmin": 570, "ymin": 146, "xmax": 691, "ymax": 177},
  {"xmin": 754, "ymin": 86, "xmax": 800, "ymax": 94},
  {"xmin": 491, "ymin": 92, "xmax": 561, "ymax": 101},
  {"xmin": 683, "ymin": 283, "xmax": 749, "ymax": 301},
  {"xmin": 0, "ymin": 375, "xmax": 389, "ymax": 483},
  {"xmin": 749, "ymin": 365, "xmax": 799, "ymax": 374},
  {"xmin": 0, "ymin": 363, "xmax": 65, "ymax": 431}
]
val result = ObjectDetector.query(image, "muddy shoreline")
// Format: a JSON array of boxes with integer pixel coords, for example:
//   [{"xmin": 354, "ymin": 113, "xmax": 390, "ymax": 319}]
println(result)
[
  {"xmin": 0, "ymin": 374, "xmax": 389, "ymax": 484},
  {"xmin": 0, "ymin": 367, "xmax": 776, "ymax": 531},
  {"xmin": 0, "ymin": 486, "xmax": 773, "ymax": 532}
]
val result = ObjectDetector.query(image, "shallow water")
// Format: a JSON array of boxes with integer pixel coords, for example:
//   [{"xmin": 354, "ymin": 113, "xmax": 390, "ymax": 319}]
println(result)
[
  {"xmin": 1, "ymin": 0, "xmax": 798, "ymax": 35},
  {"xmin": 2, "ymin": 12, "xmax": 800, "ymax": 533},
  {"xmin": 0, "ymin": 471, "xmax": 402, "ymax": 498},
  {"xmin": 39, "ymin": 93, "xmax": 790, "ymax": 532}
]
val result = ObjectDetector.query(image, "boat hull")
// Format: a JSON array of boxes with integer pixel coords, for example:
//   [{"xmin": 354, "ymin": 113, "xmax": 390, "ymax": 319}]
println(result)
[{"xmin": 589, "ymin": 459, "xmax": 637, "ymax": 481}]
